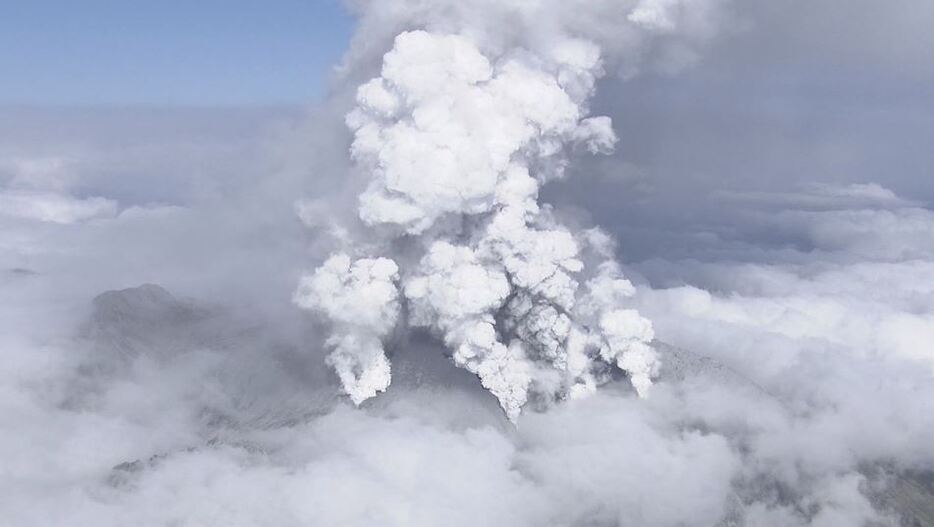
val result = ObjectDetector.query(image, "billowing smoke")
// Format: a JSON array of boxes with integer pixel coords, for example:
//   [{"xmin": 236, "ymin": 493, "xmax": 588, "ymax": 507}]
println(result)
[{"xmin": 291, "ymin": 1, "xmax": 723, "ymax": 418}]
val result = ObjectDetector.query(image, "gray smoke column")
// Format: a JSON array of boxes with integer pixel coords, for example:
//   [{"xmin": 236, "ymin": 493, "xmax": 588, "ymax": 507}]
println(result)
[{"xmin": 295, "ymin": 0, "xmax": 728, "ymax": 420}]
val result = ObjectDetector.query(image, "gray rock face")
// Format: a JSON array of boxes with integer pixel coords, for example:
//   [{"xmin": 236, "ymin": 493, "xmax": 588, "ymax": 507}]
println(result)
[
  {"xmin": 655, "ymin": 342, "xmax": 934, "ymax": 527},
  {"xmin": 654, "ymin": 340, "xmax": 768, "ymax": 394},
  {"xmin": 84, "ymin": 283, "xmax": 220, "ymax": 363},
  {"xmin": 882, "ymin": 472, "xmax": 934, "ymax": 527},
  {"xmin": 71, "ymin": 283, "xmax": 336, "ymax": 424}
]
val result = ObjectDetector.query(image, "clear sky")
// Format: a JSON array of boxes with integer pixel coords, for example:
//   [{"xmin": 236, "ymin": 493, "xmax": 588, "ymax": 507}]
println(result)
[{"xmin": 1, "ymin": 0, "xmax": 354, "ymax": 105}]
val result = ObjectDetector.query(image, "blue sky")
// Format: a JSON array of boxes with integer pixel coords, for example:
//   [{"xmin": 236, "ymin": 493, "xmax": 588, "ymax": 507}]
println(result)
[{"xmin": 1, "ymin": 0, "xmax": 354, "ymax": 105}]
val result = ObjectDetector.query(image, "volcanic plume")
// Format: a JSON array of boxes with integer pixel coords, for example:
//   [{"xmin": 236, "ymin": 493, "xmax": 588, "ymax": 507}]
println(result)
[{"xmin": 293, "ymin": 0, "xmax": 725, "ymax": 418}]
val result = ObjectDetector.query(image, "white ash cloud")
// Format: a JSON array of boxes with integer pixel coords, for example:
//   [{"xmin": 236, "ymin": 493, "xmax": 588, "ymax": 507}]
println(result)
[
  {"xmin": 294, "ymin": 254, "xmax": 400, "ymax": 404},
  {"xmin": 294, "ymin": 5, "xmax": 718, "ymax": 418}
]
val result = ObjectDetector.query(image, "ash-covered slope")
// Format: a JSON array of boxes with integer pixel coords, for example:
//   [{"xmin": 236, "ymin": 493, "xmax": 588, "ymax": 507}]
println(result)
[
  {"xmin": 83, "ymin": 283, "xmax": 222, "ymax": 363},
  {"xmin": 868, "ymin": 471, "xmax": 934, "ymax": 527},
  {"xmin": 31, "ymin": 283, "xmax": 932, "ymax": 526},
  {"xmin": 654, "ymin": 340, "xmax": 767, "ymax": 391},
  {"xmin": 72, "ymin": 284, "xmax": 336, "ymax": 429},
  {"xmin": 654, "ymin": 342, "xmax": 934, "ymax": 527}
]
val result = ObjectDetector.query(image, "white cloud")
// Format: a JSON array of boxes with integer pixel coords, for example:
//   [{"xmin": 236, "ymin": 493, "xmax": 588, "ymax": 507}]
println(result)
[{"xmin": 0, "ymin": 189, "xmax": 117, "ymax": 224}]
